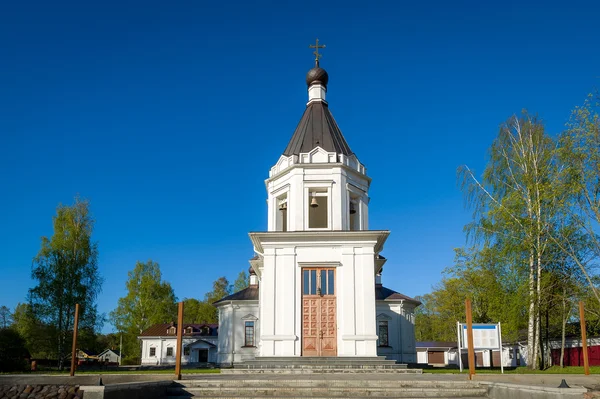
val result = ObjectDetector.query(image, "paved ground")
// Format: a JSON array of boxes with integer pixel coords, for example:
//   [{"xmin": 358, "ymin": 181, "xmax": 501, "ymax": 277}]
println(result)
[
  {"xmin": 184, "ymin": 373, "xmax": 600, "ymax": 389},
  {"xmin": 1, "ymin": 372, "xmax": 598, "ymax": 391}
]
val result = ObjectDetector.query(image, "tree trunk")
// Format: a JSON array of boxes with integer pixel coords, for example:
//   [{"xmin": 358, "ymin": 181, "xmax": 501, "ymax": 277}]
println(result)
[
  {"xmin": 527, "ymin": 248, "xmax": 537, "ymax": 369},
  {"xmin": 534, "ymin": 232, "xmax": 543, "ymax": 369},
  {"xmin": 560, "ymin": 290, "xmax": 569, "ymax": 368}
]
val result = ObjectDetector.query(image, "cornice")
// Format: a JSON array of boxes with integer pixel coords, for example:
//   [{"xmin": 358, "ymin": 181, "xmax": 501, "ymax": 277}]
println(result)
[
  {"xmin": 249, "ymin": 230, "xmax": 390, "ymax": 254},
  {"xmin": 266, "ymin": 162, "xmax": 371, "ymax": 186}
]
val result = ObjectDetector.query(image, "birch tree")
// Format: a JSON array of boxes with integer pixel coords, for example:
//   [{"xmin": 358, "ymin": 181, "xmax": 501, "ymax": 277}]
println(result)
[
  {"xmin": 557, "ymin": 93, "xmax": 600, "ymax": 305},
  {"xmin": 29, "ymin": 197, "xmax": 102, "ymax": 369},
  {"xmin": 0, "ymin": 306, "xmax": 12, "ymax": 328},
  {"xmin": 459, "ymin": 112, "xmax": 558, "ymax": 369}
]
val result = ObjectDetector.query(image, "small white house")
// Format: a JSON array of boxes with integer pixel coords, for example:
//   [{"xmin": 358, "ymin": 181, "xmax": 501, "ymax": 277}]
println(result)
[
  {"xmin": 138, "ymin": 323, "xmax": 218, "ymax": 365},
  {"xmin": 416, "ymin": 341, "xmax": 459, "ymax": 365},
  {"xmin": 97, "ymin": 349, "xmax": 121, "ymax": 365}
]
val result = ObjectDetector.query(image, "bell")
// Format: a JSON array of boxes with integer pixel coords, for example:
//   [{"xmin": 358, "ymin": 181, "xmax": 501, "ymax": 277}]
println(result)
[
  {"xmin": 310, "ymin": 196, "xmax": 319, "ymax": 208},
  {"xmin": 279, "ymin": 202, "xmax": 287, "ymax": 211},
  {"xmin": 349, "ymin": 202, "xmax": 356, "ymax": 215}
]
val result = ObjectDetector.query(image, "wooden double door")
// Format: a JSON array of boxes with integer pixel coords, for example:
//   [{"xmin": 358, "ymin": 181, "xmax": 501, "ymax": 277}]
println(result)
[{"xmin": 302, "ymin": 268, "xmax": 337, "ymax": 356}]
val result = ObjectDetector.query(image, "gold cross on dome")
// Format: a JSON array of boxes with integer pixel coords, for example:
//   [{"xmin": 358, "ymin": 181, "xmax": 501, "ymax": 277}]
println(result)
[{"xmin": 309, "ymin": 38, "xmax": 326, "ymax": 65}]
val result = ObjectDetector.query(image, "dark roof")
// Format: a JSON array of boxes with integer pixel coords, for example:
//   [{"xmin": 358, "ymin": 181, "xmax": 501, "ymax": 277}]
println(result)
[
  {"xmin": 213, "ymin": 285, "xmax": 259, "ymax": 304},
  {"xmin": 99, "ymin": 349, "xmax": 121, "ymax": 356},
  {"xmin": 77, "ymin": 349, "xmax": 98, "ymax": 356},
  {"xmin": 376, "ymin": 285, "xmax": 421, "ymax": 305},
  {"xmin": 416, "ymin": 341, "xmax": 458, "ymax": 349},
  {"xmin": 283, "ymin": 101, "xmax": 353, "ymax": 157},
  {"xmin": 138, "ymin": 323, "xmax": 218, "ymax": 337}
]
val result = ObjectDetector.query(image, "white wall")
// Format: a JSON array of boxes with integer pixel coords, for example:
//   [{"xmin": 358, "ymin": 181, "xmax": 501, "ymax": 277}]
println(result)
[
  {"xmin": 267, "ymin": 150, "xmax": 369, "ymax": 233},
  {"xmin": 216, "ymin": 302, "xmax": 259, "ymax": 366},
  {"xmin": 140, "ymin": 336, "xmax": 218, "ymax": 365},
  {"xmin": 375, "ymin": 302, "xmax": 417, "ymax": 363},
  {"xmin": 257, "ymin": 238, "xmax": 381, "ymax": 358},
  {"xmin": 98, "ymin": 351, "xmax": 120, "ymax": 364}
]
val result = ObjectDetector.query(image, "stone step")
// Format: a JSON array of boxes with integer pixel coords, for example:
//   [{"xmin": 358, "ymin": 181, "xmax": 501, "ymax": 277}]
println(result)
[
  {"xmin": 165, "ymin": 387, "xmax": 488, "ymax": 398},
  {"xmin": 174, "ymin": 380, "xmax": 482, "ymax": 389},
  {"xmin": 251, "ymin": 357, "xmax": 391, "ymax": 362},
  {"xmin": 239, "ymin": 361, "xmax": 399, "ymax": 366},
  {"xmin": 166, "ymin": 380, "xmax": 487, "ymax": 399},
  {"xmin": 233, "ymin": 364, "xmax": 406, "ymax": 369},
  {"xmin": 222, "ymin": 368, "xmax": 422, "ymax": 374},
  {"xmin": 166, "ymin": 397, "xmax": 487, "ymax": 399}
]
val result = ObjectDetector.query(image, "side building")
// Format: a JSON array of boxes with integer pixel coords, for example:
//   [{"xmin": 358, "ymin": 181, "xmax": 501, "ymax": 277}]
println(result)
[{"xmin": 138, "ymin": 322, "xmax": 218, "ymax": 365}]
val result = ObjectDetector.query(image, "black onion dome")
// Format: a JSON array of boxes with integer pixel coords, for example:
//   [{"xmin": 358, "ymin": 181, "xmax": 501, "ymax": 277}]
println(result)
[{"xmin": 306, "ymin": 67, "xmax": 329, "ymax": 87}]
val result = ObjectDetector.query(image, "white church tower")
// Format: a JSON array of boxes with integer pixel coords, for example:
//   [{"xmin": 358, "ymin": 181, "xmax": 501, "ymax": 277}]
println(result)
[{"xmin": 215, "ymin": 42, "xmax": 419, "ymax": 364}]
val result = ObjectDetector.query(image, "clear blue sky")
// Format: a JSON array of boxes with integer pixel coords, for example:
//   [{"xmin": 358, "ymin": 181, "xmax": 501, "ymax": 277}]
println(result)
[{"xmin": 1, "ymin": 0, "xmax": 598, "ymax": 332}]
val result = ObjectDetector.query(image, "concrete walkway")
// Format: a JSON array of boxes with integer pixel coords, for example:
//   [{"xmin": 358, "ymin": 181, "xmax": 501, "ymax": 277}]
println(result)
[
  {"xmin": 183, "ymin": 372, "xmax": 600, "ymax": 389},
  {"xmin": 1, "ymin": 372, "xmax": 598, "ymax": 391}
]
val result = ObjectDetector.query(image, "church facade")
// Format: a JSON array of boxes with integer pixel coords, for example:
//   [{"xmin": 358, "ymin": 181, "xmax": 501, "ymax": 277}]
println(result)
[{"xmin": 214, "ymin": 55, "xmax": 420, "ymax": 366}]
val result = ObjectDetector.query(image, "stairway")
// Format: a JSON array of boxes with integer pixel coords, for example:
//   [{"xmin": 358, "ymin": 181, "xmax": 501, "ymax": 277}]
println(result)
[
  {"xmin": 165, "ymin": 378, "xmax": 488, "ymax": 398},
  {"xmin": 225, "ymin": 356, "xmax": 419, "ymax": 374}
]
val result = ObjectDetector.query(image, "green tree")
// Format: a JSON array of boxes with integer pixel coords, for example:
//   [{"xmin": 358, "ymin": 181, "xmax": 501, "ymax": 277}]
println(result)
[
  {"xmin": 182, "ymin": 298, "xmax": 216, "ymax": 324},
  {"xmin": 200, "ymin": 277, "xmax": 232, "ymax": 323},
  {"xmin": 0, "ymin": 328, "xmax": 29, "ymax": 372},
  {"xmin": 29, "ymin": 197, "xmax": 102, "ymax": 369},
  {"xmin": 0, "ymin": 306, "xmax": 12, "ymax": 328},
  {"xmin": 233, "ymin": 270, "xmax": 249, "ymax": 293},
  {"xmin": 415, "ymin": 247, "xmax": 527, "ymax": 343},
  {"xmin": 95, "ymin": 332, "xmax": 121, "ymax": 352},
  {"xmin": 557, "ymin": 93, "xmax": 600, "ymax": 305},
  {"xmin": 110, "ymin": 260, "xmax": 177, "ymax": 363},
  {"xmin": 460, "ymin": 112, "xmax": 560, "ymax": 369},
  {"xmin": 11, "ymin": 303, "xmax": 56, "ymax": 359}
]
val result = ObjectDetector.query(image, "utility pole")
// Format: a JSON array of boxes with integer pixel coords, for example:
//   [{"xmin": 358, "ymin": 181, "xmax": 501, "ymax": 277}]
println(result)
[
  {"xmin": 465, "ymin": 299, "xmax": 476, "ymax": 379},
  {"xmin": 175, "ymin": 301, "xmax": 184, "ymax": 380},
  {"xmin": 579, "ymin": 301, "xmax": 590, "ymax": 375}
]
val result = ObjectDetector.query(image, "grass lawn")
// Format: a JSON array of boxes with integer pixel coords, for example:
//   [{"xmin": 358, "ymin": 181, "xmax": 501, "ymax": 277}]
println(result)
[{"xmin": 423, "ymin": 366, "xmax": 600, "ymax": 374}]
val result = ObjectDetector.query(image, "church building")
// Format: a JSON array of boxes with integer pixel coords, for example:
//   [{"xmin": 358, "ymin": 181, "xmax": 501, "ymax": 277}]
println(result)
[{"xmin": 215, "ymin": 45, "xmax": 420, "ymax": 366}]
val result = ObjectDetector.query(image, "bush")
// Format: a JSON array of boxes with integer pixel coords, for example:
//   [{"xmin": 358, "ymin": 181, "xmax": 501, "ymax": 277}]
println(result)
[
  {"xmin": 0, "ymin": 328, "xmax": 29, "ymax": 372},
  {"xmin": 122, "ymin": 355, "xmax": 140, "ymax": 365}
]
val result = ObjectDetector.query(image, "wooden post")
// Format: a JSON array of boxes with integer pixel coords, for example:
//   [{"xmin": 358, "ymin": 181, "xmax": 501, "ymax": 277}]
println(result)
[
  {"xmin": 579, "ymin": 301, "xmax": 590, "ymax": 376},
  {"xmin": 69, "ymin": 304, "xmax": 80, "ymax": 377},
  {"xmin": 175, "ymin": 301, "xmax": 184, "ymax": 380},
  {"xmin": 465, "ymin": 299, "xmax": 476, "ymax": 379}
]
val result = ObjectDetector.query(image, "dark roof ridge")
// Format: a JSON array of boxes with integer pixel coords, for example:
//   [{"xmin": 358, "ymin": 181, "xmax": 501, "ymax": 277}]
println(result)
[
  {"xmin": 376, "ymin": 285, "xmax": 421, "ymax": 305},
  {"xmin": 213, "ymin": 285, "xmax": 259, "ymax": 305},
  {"xmin": 282, "ymin": 101, "xmax": 353, "ymax": 157}
]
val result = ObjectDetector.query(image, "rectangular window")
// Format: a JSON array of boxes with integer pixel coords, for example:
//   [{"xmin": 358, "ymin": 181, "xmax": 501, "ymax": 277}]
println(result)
[
  {"xmin": 378, "ymin": 321, "xmax": 389, "ymax": 346},
  {"xmin": 303, "ymin": 270, "xmax": 309, "ymax": 294},
  {"xmin": 308, "ymin": 191, "xmax": 328, "ymax": 228},
  {"xmin": 245, "ymin": 321, "xmax": 255, "ymax": 346},
  {"xmin": 184, "ymin": 347, "xmax": 190, "ymax": 356},
  {"xmin": 327, "ymin": 270, "xmax": 334, "ymax": 295},
  {"xmin": 303, "ymin": 268, "xmax": 335, "ymax": 295},
  {"xmin": 149, "ymin": 347, "xmax": 156, "ymax": 357},
  {"xmin": 310, "ymin": 270, "xmax": 317, "ymax": 294},
  {"xmin": 166, "ymin": 347, "xmax": 173, "ymax": 357}
]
